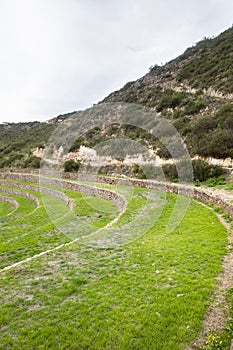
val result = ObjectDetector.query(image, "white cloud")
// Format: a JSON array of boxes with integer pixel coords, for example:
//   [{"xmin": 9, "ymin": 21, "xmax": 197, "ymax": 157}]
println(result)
[{"xmin": 0, "ymin": 0, "xmax": 232, "ymax": 123}]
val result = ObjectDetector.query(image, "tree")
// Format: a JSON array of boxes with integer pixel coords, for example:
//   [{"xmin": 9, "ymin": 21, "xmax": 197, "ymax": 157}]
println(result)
[{"xmin": 63, "ymin": 159, "xmax": 81, "ymax": 172}]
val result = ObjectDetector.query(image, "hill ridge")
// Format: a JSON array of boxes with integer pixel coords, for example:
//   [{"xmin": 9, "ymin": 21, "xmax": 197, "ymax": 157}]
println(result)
[{"xmin": 0, "ymin": 26, "xmax": 232, "ymax": 169}]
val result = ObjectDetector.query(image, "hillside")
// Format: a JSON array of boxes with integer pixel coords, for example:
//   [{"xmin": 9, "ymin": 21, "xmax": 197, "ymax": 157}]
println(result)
[
  {"xmin": 102, "ymin": 26, "xmax": 233, "ymax": 160},
  {"xmin": 0, "ymin": 112, "xmax": 76, "ymax": 168},
  {"xmin": 0, "ymin": 26, "xmax": 232, "ymax": 169}
]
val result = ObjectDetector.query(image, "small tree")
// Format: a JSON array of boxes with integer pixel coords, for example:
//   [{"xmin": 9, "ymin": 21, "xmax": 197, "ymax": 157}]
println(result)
[
  {"xmin": 23, "ymin": 156, "xmax": 41, "ymax": 169},
  {"xmin": 63, "ymin": 159, "xmax": 81, "ymax": 172}
]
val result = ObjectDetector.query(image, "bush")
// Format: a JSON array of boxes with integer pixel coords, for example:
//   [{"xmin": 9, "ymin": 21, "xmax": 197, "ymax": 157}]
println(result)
[
  {"xmin": 23, "ymin": 156, "xmax": 41, "ymax": 169},
  {"xmin": 131, "ymin": 163, "xmax": 146, "ymax": 179},
  {"xmin": 192, "ymin": 159, "xmax": 225, "ymax": 182},
  {"xmin": 157, "ymin": 91, "xmax": 186, "ymax": 112},
  {"xmin": 141, "ymin": 164, "xmax": 165, "ymax": 180},
  {"xmin": 192, "ymin": 116, "xmax": 217, "ymax": 134},
  {"xmin": 206, "ymin": 176, "xmax": 226, "ymax": 187},
  {"xmin": 157, "ymin": 145, "xmax": 172, "ymax": 159},
  {"xmin": 207, "ymin": 130, "xmax": 233, "ymax": 158},
  {"xmin": 162, "ymin": 164, "xmax": 178, "ymax": 181},
  {"xmin": 64, "ymin": 159, "xmax": 81, "ymax": 172},
  {"xmin": 216, "ymin": 103, "xmax": 233, "ymax": 127},
  {"xmin": 184, "ymin": 99, "xmax": 206, "ymax": 115}
]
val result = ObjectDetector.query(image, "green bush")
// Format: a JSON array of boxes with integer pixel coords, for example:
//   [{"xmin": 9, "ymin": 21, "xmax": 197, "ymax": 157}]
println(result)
[
  {"xmin": 206, "ymin": 176, "xmax": 226, "ymax": 187},
  {"xmin": 162, "ymin": 164, "xmax": 178, "ymax": 181},
  {"xmin": 157, "ymin": 91, "xmax": 186, "ymax": 112},
  {"xmin": 192, "ymin": 115, "xmax": 217, "ymax": 134},
  {"xmin": 184, "ymin": 99, "xmax": 206, "ymax": 115},
  {"xmin": 131, "ymin": 163, "xmax": 146, "ymax": 179},
  {"xmin": 64, "ymin": 159, "xmax": 81, "ymax": 172},
  {"xmin": 192, "ymin": 159, "xmax": 225, "ymax": 182},
  {"xmin": 23, "ymin": 156, "xmax": 41, "ymax": 169},
  {"xmin": 216, "ymin": 103, "xmax": 233, "ymax": 127}
]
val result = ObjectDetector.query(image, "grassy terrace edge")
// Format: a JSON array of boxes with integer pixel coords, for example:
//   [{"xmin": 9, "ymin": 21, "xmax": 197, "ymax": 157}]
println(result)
[
  {"xmin": 0, "ymin": 169, "xmax": 232, "ymax": 349},
  {"xmin": 0, "ymin": 168, "xmax": 232, "ymax": 220}
]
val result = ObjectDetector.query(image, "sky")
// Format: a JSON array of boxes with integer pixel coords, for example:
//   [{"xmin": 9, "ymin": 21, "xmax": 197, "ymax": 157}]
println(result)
[{"xmin": 0, "ymin": 0, "xmax": 232, "ymax": 123}]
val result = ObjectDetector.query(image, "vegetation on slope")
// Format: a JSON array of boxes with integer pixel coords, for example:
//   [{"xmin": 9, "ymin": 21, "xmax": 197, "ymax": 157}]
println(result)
[
  {"xmin": 0, "ymin": 122, "xmax": 56, "ymax": 168},
  {"xmin": 0, "ymin": 111, "xmax": 77, "ymax": 168},
  {"xmin": 103, "ymin": 27, "xmax": 233, "ymax": 160},
  {"xmin": 176, "ymin": 26, "xmax": 233, "ymax": 93},
  {"xmin": 0, "ymin": 27, "xmax": 232, "ymax": 168}
]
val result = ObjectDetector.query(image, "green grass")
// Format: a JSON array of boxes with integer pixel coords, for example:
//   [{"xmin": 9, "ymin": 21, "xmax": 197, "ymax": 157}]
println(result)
[
  {"xmin": 0, "ymin": 177, "xmax": 228, "ymax": 349},
  {"xmin": 0, "ymin": 200, "xmax": 15, "ymax": 218},
  {"xmin": 214, "ymin": 182, "xmax": 233, "ymax": 192},
  {"xmin": 0, "ymin": 183, "xmax": 118, "ymax": 269}
]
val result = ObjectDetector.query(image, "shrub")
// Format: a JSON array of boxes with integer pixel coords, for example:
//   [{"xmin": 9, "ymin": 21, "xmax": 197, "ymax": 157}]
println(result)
[
  {"xmin": 157, "ymin": 91, "xmax": 186, "ymax": 112},
  {"xmin": 216, "ymin": 103, "xmax": 233, "ymax": 127},
  {"xmin": 206, "ymin": 176, "xmax": 226, "ymax": 187},
  {"xmin": 64, "ymin": 159, "xmax": 81, "ymax": 172},
  {"xmin": 192, "ymin": 159, "xmax": 225, "ymax": 182},
  {"xmin": 131, "ymin": 163, "xmax": 146, "ymax": 179},
  {"xmin": 162, "ymin": 164, "xmax": 178, "ymax": 181},
  {"xmin": 184, "ymin": 99, "xmax": 206, "ymax": 115},
  {"xmin": 192, "ymin": 116, "xmax": 217, "ymax": 134},
  {"xmin": 23, "ymin": 156, "xmax": 41, "ymax": 169}
]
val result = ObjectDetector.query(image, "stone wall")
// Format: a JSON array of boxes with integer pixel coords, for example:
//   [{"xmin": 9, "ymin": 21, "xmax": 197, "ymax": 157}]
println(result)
[
  {"xmin": 0, "ymin": 170, "xmax": 232, "ymax": 219},
  {"xmin": 0, "ymin": 168, "xmax": 38, "ymax": 174},
  {"xmin": 40, "ymin": 177, "xmax": 127, "ymax": 211},
  {"xmin": 0, "ymin": 187, "xmax": 39, "ymax": 206},
  {"xmin": 72, "ymin": 173, "xmax": 233, "ymax": 220},
  {"xmin": 0, "ymin": 194, "xmax": 18, "ymax": 209},
  {"xmin": 0, "ymin": 180, "xmax": 72, "ymax": 210},
  {"xmin": 0, "ymin": 173, "xmax": 126, "ymax": 213}
]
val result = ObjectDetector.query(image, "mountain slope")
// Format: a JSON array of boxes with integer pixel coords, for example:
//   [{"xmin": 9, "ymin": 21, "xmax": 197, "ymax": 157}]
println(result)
[
  {"xmin": 0, "ymin": 112, "xmax": 76, "ymax": 168},
  {"xmin": 0, "ymin": 26, "xmax": 232, "ymax": 168},
  {"xmin": 102, "ymin": 27, "xmax": 233, "ymax": 159},
  {"xmin": 104, "ymin": 26, "xmax": 233, "ymax": 102}
]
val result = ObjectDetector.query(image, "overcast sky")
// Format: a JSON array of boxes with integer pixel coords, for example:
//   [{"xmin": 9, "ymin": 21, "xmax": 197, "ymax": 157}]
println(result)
[{"xmin": 0, "ymin": 0, "xmax": 232, "ymax": 123}]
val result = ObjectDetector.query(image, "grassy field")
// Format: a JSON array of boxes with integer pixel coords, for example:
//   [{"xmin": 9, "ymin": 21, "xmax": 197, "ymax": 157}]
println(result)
[
  {"xmin": 0, "ymin": 177, "xmax": 229, "ymax": 349},
  {"xmin": 0, "ymin": 201, "xmax": 15, "ymax": 217}
]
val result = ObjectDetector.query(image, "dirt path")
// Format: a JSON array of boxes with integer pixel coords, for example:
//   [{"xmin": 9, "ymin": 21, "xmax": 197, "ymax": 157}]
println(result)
[{"xmin": 186, "ymin": 205, "xmax": 233, "ymax": 349}]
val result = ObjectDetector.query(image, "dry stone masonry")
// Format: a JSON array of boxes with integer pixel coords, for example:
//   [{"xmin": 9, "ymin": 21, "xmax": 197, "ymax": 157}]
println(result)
[
  {"xmin": 0, "ymin": 169, "xmax": 232, "ymax": 219},
  {"xmin": 0, "ymin": 187, "xmax": 39, "ymax": 206},
  {"xmin": 0, "ymin": 194, "xmax": 18, "ymax": 209}
]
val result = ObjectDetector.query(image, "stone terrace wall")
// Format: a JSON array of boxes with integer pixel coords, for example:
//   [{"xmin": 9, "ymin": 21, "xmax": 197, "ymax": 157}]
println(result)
[
  {"xmin": 0, "ymin": 187, "xmax": 39, "ymax": 206},
  {"xmin": 0, "ymin": 168, "xmax": 39, "ymax": 174},
  {"xmin": 76, "ymin": 173, "xmax": 233, "ymax": 220},
  {"xmin": 0, "ymin": 173, "xmax": 126, "ymax": 212},
  {"xmin": 40, "ymin": 177, "xmax": 127, "ymax": 211},
  {"xmin": 0, "ymin": 194, "xmax": 18, "ymax": 209},
  {"xmin": 0, "ymin": 179, "xmax": 73, "ymax": 210},
  {"xmin": 0, "ymin": 170, "xmax": 232, "ymax": 219}
]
